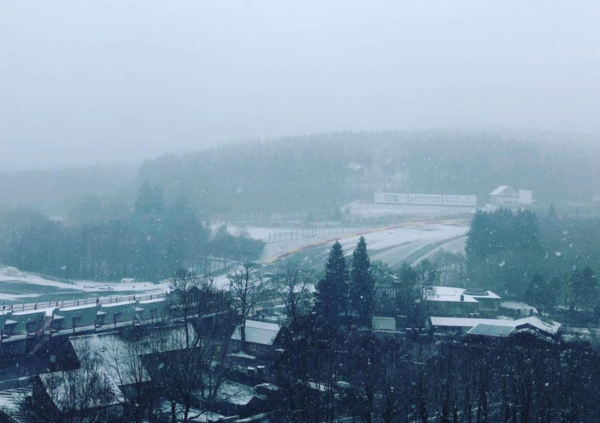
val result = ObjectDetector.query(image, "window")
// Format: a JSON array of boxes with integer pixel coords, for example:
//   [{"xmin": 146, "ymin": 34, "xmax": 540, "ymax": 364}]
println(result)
[
  {"xmin": 26, "ymin": 321, "xmax": 40, "ymax": 333},
  {"xmin": 72, "ymin": 317, "xmax": 81, "ymax": 328}
]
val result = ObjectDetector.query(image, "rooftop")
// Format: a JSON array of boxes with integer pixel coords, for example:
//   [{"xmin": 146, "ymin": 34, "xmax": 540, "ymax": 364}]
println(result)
[
  {"xmin": 425, "ymin": 286, "xmax": 500, "ymax": 303},
  {"xmin": 430, "ymin": 316, "xmax": 561, "ymax": 335},
  {"xmin": 59, "ymin": 303, "xmax": 98, "ymax": 312},
  {"xmin": 467, "ymin": 323, "xmax": 515, "ymax": 337},
  {"xmin": 489, "ymin": 185, "xmax": 514, "ymax": 196},
  {"xmin": 231, "ymin": 320, "xmax": 281, "ymax": 346},
  {"xmin": 101, "ymin": 300, "xmax": 137, "ymax": 309}
]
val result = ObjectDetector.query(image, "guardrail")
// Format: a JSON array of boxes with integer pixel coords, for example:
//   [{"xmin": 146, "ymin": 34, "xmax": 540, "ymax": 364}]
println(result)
[{"xmin": 1, "ymin": 292, "xmax": 168, "ymax": 314}]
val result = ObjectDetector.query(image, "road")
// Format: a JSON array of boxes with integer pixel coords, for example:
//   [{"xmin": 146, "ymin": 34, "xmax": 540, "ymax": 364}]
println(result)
[{"xmin": 261, "ymin": 219, "xmax": 469, "ymax": 271}]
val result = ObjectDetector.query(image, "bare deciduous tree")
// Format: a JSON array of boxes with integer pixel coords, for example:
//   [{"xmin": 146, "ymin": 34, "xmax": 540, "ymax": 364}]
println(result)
[
  {"xmin": 228, "ymin": 262, "xmax": 266, "ymax": 352},
  {"xmin": 271, "ymin": 262, "xmax": 313, "ymax": 326},
  {"xmin": 36, "ymin": 339, "xmax": 115, "ymax": 423}
]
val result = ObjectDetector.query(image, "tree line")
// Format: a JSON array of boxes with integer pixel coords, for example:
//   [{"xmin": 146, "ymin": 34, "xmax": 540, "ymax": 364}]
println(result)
[
  {"xmin": 0, "ymin": 182, "xmax": 264, "ymax": 282},
  {"xmin": 465, "ymin": 208, "xmax": 600, "ymax": 310},
  {"xmin": 138, "ymin": 130, "xmax": 600, "ymax": 218},
  {"xmin": 275, "ymin": 327, "xmax": 600, "ymax": 423}
]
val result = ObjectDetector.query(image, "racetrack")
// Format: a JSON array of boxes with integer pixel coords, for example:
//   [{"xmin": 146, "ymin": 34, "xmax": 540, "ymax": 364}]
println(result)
[{"xmin": 261, "ymin": 219, "xmax": 470, "ymax": 270}]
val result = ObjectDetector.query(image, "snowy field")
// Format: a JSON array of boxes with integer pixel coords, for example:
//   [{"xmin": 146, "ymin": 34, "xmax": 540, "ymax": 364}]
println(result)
[{"xmin": 0, "ymin": 266, "xmax": 169, "ymax": 305}]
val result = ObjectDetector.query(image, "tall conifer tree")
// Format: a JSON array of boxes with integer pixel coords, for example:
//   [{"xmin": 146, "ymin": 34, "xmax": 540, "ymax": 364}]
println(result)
[
  {"xmin": 349, "ymin": 237, "xmax": 375, "ymax": 327},
  {"xmin": 314, "ymin": 241, "xmax": 349, "ymax": 327}
]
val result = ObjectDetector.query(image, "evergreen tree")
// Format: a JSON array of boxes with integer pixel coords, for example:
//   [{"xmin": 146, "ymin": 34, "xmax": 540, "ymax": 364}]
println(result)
[
  {"xmin": 524, "ymin": 272, "xmax": 555, "ymax": 311},
  {"xmin": 567, "ymin": 268, "xmax": 597, "ymax": 311},
  {"xmin": 349, "ymin": 237, "xmax": 375, "ymax": 327},
  {"xmin": 465, "ymin": 208, "xmax": 544, "ymax": 297},
  {"xmin": 549, "ymin": 275, "xmax": 562, "ymax": 308},
  {"xmin": 314, "ymin": 241, "xmax": 349, "ymax": 328},
  {"xmin": 134, "ymin": 181, "xmax": 165, "ymax": 215},
  {"xmin": 397, "ymin": 263, "xmax": 418, "ymax": 315}
]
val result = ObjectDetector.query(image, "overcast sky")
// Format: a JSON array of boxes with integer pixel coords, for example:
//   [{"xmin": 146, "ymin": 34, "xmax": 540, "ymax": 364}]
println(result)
[{"xmin": 1, "ymin": 1, "xmax": 600, "ymax": 170}]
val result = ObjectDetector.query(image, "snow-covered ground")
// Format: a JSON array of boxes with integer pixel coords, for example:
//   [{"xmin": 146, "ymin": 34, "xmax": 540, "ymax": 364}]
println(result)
[
  {"xmin": 0, "ymin": 265, "xmax": 169, "ymax": 304},
  {"xmin": 1, "ymin": 220, "xmax": 470, "ymax": 304},
  {"xmin": 210, "ymin": 224, "xmax": 296, "ymax": 242},
  {"xmin": 412, "ymin": 235, "xmax": 467, "ymax": 265}
]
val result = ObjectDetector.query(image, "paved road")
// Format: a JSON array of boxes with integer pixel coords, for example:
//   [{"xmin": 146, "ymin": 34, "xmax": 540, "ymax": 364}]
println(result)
[{"xmin": 262, "ymin": 219, "xmax": 469, "ymax": 271}]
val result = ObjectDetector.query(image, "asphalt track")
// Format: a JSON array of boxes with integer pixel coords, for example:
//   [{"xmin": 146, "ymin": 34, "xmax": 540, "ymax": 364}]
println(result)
[{"xmin": 261, "ymin": 219, "xmax": 470, "ymax": 271}]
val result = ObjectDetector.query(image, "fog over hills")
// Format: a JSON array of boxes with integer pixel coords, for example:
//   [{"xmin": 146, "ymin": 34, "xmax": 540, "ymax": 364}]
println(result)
[{"xmin": 1, "ymin": 129, "xmax": 599, "ymax": 217}]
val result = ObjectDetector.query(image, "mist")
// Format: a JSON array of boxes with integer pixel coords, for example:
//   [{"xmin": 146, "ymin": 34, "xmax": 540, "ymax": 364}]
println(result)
[{"xmin": 2, "ymin": 1, "xmax": 600, "ymax": 170}]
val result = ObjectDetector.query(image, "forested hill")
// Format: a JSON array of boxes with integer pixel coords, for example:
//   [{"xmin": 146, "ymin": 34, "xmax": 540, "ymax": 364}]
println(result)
[
  {"xmin": 2, "ymin": 130, "xmax": 598, "ymax": 218},
  {"xmin": 138, "ymin": 130, "xmax": 600, "ymax": 216}
]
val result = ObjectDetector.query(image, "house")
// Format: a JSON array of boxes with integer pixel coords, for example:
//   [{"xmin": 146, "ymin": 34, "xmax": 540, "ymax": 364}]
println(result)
[
  {"xmin": 212, "ymin": 380, "xmax": 267, "ymax": 417},
  {"xmin": 424, "ymin": 286, "xmax": 501, "ymax": 317},
  {"xmin": 230, "ymin": 320, "xmax": 282, "ymax": 358},
  {"xmin": 32, "ymin": 334, "xmax": 151, "ymax": 422},
  {"xmin": 30, "ymin": 325, "xmax": 194, "ymax": 422},
  {"xmin": 373, "ymin": 267, "xmax": 401, "ymax": 316},
  {"xmin": 430, "ymin": 316, "xmax": 561, "ymax": 337},
  {"xmin": 489, "ymin": 186, "xmax": 533, "ymax": 207}
]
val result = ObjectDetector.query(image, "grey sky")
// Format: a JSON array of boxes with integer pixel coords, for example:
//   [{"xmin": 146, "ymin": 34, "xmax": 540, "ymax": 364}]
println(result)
[{"xmin": 1, "ymin": 1, "xmax": 600, "ymax": 170}]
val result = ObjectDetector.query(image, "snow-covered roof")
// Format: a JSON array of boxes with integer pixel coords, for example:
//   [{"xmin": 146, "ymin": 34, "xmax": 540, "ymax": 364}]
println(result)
[
  {"xmin": 489, "ymin": 185, "xmax": 510, "ymax": 196},
  {"xmin": 39, "ymin": 368, "xmax": 124, "ymax": 411},
  {"xmin": 425, "ymin": 286, "xmax": 500, "ymax": 303},
  {"xmin": 11, "ymin": 309, "xmax": 46, "ymax": 317},
  {"xmin": 69, "ymin": 334, "xmax": 152, "ymax": 389},
  {"xmin": 101, "ymin": 300, "xmax": 137, "ymax": 309},
  {"xmin": 139, "ymin": 298, "xmax": 167, "ymax": 305},
  {"xmin": 431, "ymin": 316, "xmax": 511, "ymax": 328},
  {"xmin": 501, "ymin": 301, "xmax": 538, "ymax": 314},
  {"xmin": 0, "ymin": 387, "xmax": 31, "ymax": 416},
  {"xmin": 467, "ymin": 323, "xmax": 515, "ymax": 337},
  {"xmin": 215, "ymin": 380, "xmax": 264, "ymax": 406},
  {"xmin": 58, "ymin": 303, "xmax": 98, "ymax": 312},
  {"xmin": 514, "ymin": 316, "xmax": 562, "ymax": 335},
  {"xmin": 41, "ymin": 324, "xmax": 201, "ymax": 411},
  {"xmin": 430, "ymin": 316, "xmax": 561, "ymax": 335},
  {"xmin": 231, "ymin": 320, "xmax": 281, "ymax": 346}
]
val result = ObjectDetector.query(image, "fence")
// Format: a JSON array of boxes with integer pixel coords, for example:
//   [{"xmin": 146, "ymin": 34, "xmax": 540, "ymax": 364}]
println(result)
[
  {"xmin": 1, "ymin": 292, "xmax": 168, "ymax": 314},
  {"xmin": 266, "ymin": 224, "xmax": 372, "ymax": 244}
]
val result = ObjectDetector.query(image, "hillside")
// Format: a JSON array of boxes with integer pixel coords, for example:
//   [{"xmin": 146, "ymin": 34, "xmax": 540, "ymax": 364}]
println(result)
[{"xmin": 138, "ymin": 130, "xmax": 600, "ymax": 217}]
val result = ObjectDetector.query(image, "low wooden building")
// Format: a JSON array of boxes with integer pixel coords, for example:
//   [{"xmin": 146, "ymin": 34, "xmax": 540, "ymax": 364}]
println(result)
[{"xmin": 230, "ymin": 320, "xmax": 282, "ymax": 359}]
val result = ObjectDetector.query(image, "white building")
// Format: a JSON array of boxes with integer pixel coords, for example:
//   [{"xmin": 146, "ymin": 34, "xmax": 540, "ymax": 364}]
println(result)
[
  {"xmin": 230, "ymin": 320, "xmax": 282, "ymax": 357},
  {"xmin": 430, "ymin": 316, "xmax": 561, "ymax": 337},
  {"xmin": 424, "ymin": 286, "xmax": 502, "ymax": 317},
  {"xmin": 489, "ymin": 186, "xmax": 533, "ymax": 207}
]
